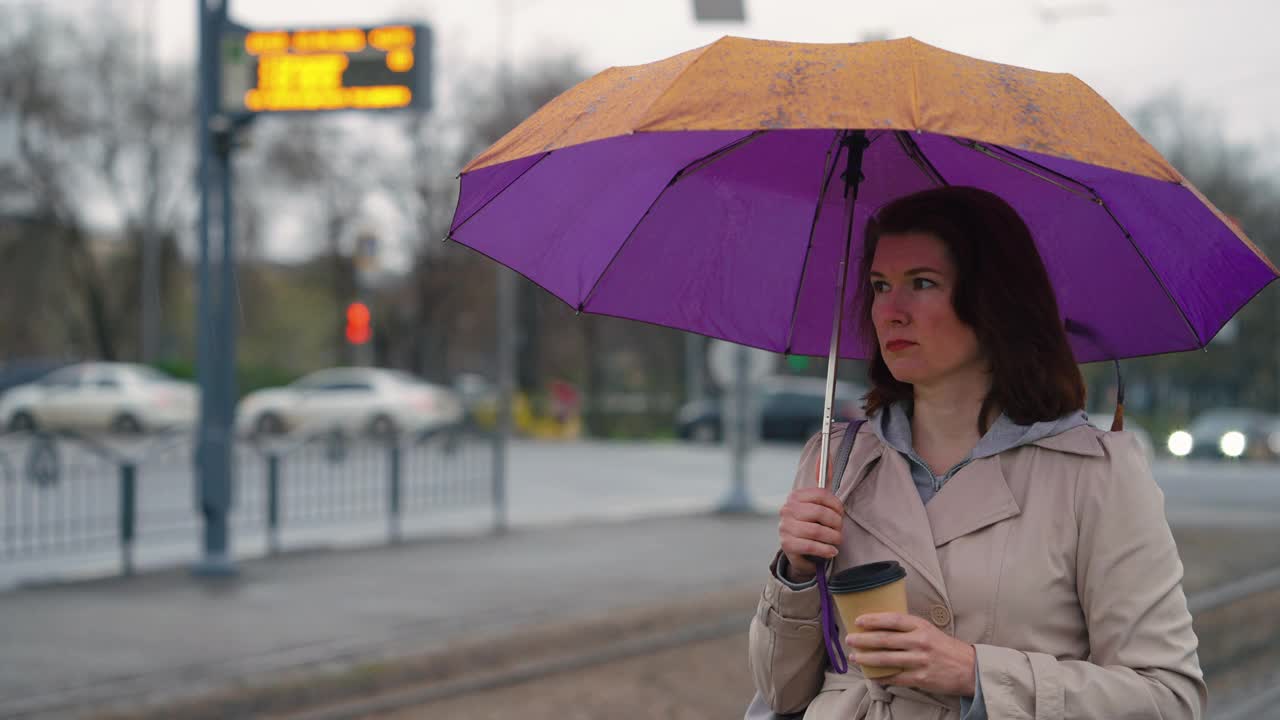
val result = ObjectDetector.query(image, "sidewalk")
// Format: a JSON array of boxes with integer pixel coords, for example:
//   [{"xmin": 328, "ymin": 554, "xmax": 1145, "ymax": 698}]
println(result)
[
  {"xmin": 5, "ymin": 506, "xmax": 1279, "ymax": 720},
  {"xmin": 0, "ymin": 511, "xmax": 782, "ymax": 719}
]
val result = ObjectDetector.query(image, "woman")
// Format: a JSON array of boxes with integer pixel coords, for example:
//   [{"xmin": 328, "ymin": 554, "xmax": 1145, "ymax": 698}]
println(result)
[{"xmin": 748, "ymin": 187, "xmax": 1205, "ymax": 719}]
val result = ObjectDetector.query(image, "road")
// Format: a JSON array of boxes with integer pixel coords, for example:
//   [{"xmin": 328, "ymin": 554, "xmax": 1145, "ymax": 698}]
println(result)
[{"xmin": 0, "ymin": 432, "xmax": 1277, "ymax": 589}]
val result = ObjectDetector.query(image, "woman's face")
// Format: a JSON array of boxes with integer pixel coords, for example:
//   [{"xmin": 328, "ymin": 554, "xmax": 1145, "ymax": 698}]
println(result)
[{"xmin": 869, "ymin": 231, "xmax": 986, "ymax": 388}]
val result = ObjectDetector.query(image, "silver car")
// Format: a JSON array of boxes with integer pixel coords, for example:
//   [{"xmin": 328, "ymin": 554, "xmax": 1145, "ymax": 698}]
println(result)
[
  {"xmin": 0, "ymin": 363, "xmax": 198, "ymax": 434},
  {"xmin": 237, "ymin": 367, "xmax": 464, "ymax": 438}
]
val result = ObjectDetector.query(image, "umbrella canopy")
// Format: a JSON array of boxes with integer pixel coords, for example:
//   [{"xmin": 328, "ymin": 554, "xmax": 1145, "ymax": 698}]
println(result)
[{"xmin": 449, "ymin": 36, "xmax": 1277, "ymax": 363}]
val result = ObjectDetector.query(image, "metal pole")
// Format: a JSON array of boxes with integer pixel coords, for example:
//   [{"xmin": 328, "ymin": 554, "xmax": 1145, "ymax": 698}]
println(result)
[
  {"xmin": 388, "ymin": 440, "xmax": 402, "ymax": 543},
  {"xmin": 495, "ymin": 271, "xmax": 513, "ymax": 533},
  {"xmin": 817, "ymin": 131, "xmax": 868, "ymax": 491},
  {"xmin": 716, "ymin": 344, "xmax": 754, "ymax": 512},
  {"xmin": 491, "ymin": 0, "xmax": 514, "ymax": 534},
  {"xmin": 266, "ymin": 453, "xmax": 280, "ymax": 554},
  {"xmin": 218, "ymin": 105, "xmax": 239, "ymax": 499},
  {"xmin": 193, "ymin": 0, "xmax": 236, "ymax": 576},
  {"xmin": 194, "ymin": 0, "xmax": 213, "ymax": 508},
  {"xmin": 140, "ymin": 0, "xmax": 160, "ymax": 363},
  {"xmin": 120, "ymin": 463, "xmax": 136, "ymax": 576},
  {"xmin": 685, "ymin": 334, "xmax": 704, "ymax": 404}
]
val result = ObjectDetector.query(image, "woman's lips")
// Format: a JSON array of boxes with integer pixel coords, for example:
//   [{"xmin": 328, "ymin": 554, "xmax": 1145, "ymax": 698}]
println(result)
[{"xmin": 885, "ymin": 340, "xmax": 917, "ymax": 352}]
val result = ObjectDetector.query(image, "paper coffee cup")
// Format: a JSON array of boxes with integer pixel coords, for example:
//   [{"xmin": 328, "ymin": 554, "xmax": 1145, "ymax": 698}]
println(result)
[{"xmin": 828, "ymin": 560, "xmax": 908, "ymax": 678}]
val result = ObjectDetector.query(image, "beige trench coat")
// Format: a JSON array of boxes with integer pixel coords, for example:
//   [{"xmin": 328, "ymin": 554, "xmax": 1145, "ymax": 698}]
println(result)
[{"xmin": 749, "ymin": 422, "xmax": 1206, "ymax": 719}]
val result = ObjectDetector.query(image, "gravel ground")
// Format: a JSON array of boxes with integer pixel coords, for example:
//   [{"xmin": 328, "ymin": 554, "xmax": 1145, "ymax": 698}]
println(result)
[
  {"xmin": 1172, "ymin": 525, "xmax": 1280, "ymax": 595},
  {"xmin": 372, "ymin": 631, "xmax": 754, "ymax": 720},
  {"xmin": 370, "ymin": 524, "xmax": 1280, "ymax": 720},
  {"xmin": 109, "ymin": 524, "xmax": 1280, "ymax": 720}
]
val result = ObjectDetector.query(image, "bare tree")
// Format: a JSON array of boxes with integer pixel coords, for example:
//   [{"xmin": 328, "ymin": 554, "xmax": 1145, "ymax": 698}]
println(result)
[
  {"xmin": 239, "ymin": 116, "xmax": 385, "ymax": 364},
  {"xmin": 391, "ymin": 54, "xmax": 701, "ymax": 435},
  {"xmin": 0, "ymin": 8, "xmax": 194, "ymax": 362},
  {"xmin": 390, "ymin": 56, "xmax": 590, "ymax": 384}
]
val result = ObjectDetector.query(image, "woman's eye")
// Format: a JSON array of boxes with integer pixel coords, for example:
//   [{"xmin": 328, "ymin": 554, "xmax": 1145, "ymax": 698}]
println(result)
[
  {"xmin": 913, "ymin": 278, "xmax": 938, "ymax": 290},
  {"xmin": 871, "ymin": 281, "xmax": 889, "ymax": 293}
]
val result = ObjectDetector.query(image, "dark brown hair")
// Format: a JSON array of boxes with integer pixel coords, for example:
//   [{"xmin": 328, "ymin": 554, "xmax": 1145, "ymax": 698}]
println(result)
[{"xmin": 856, "ymin": 186, "xmax": 1086, "ymax": 434}]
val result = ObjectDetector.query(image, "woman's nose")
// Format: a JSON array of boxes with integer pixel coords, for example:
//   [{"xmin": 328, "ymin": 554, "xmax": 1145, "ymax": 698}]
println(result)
[{"xmin": 875, "ymin": 292, "xmax": 909, "ymax": 326}]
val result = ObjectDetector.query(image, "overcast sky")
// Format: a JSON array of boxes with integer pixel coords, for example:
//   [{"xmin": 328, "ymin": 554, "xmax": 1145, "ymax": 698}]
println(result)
[
  {"xmin": 132, "ymin": 0, "xmax": 1276, "ymax": 150},
  {"xmin": 15, "ymin": 0, "xmax": 1277, "ymax": 263}
]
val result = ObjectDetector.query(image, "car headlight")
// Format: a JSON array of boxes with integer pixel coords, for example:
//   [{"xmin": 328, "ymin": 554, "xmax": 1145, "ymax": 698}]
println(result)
[
  {"xmin": 1166, "ymin": 431, "xmax": 1193, "ymax": 457},
  {"xmin": 1220, "ymin": 431, "xmax": 1246, "ymax": 458}
]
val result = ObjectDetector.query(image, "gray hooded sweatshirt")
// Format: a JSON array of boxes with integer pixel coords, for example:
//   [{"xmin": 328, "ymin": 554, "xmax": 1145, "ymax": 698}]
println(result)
[{"xmin": 775, "ymin": 402, "xmax": 1090, "ymax": 719}]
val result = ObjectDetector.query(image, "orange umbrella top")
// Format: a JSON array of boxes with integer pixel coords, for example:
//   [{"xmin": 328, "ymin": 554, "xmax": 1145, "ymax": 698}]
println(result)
[{"xmin": 465, "ymin": 36, "xmax": 1179, "ymax": 185}]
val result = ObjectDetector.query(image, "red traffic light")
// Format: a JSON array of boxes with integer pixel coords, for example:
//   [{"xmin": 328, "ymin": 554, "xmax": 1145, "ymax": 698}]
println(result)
[{"xmin": 346, "ymin": 302, "xmax": 372, "ymax": 344}]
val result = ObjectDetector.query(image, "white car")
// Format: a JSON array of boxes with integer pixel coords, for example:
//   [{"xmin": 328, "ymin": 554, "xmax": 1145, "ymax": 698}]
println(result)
[
  {"xmin": 0, "ymin": 363, "xmax": 198, "ymax": 434},
  {"xmin": 237, "ymin": 367, "xmax": 464, "ymax": 438}
]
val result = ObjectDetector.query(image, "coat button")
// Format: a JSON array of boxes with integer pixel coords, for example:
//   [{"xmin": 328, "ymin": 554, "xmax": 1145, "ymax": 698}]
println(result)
[{"xmin": 929, "ymin": 605, "xmax": 952, "ymax": 627}]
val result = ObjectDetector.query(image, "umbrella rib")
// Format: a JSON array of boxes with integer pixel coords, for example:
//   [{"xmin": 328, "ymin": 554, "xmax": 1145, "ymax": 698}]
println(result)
[
  {"xmin": 447, "ymin": 152, "xmax": 552, "ymax": 238},
  {"xmin": 1093, "ymin": 198, "xmax": 1205, "ymax": 348},
  {"xmin": 976, "ymin": 142, "xmax": 1099, "ymax": 194},
  {"xmin": 956, "ymin": 139, "xmax": 1096, "ymax": 202},
  {"xmin": 578, "ymin": 131, "xmax": 764, "ymax": 312},
  {"xmin": 895, "ymin": 131, "xmax": 949, "ymax": 186},
  {"xmin": 677, "ymin": 130, "xmax": 766, "ymax": 179},
  {"xmin": 958, "ymin": 139, "xmax": 1205, "ymax": 351},
  {"xmin": 783, "ymin": 131, "xmax": 847, "ymax": 356}
]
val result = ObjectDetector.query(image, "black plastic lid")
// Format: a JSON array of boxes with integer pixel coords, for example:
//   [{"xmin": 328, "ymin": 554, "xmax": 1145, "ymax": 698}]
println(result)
[{"xmin": 828, "ymin": 560, "xmax": 906, "ymax": 594}]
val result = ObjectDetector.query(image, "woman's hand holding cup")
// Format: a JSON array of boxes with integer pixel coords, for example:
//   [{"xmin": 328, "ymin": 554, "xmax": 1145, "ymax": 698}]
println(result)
[{"xmin": 778, "ymin": 488, "xmax": 845, "ymax": 582}]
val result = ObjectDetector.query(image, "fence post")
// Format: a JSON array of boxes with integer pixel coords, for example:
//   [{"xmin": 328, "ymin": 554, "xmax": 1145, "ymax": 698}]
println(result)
[
  {"xmin": 491, "ymin": 430, "xmax": 505, "ymax": 533},
  {"xmin": 1, "ymin": 451, "xmax": 14, "ymax": 559},
  {"xmin": 267, "ymin": 453, "xmax": 281, "ymax": 555},
  {"xmin": 120, "ymin": 463, "xmax": 137, "ymax": 576},
  {"xmin": 388, "ymin": 439, "xmax": 402, "ymax": 544}
]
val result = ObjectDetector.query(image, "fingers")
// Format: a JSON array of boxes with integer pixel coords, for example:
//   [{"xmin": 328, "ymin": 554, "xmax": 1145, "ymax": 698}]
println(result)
[
  {"xmin": 778, "ymin": 514, "xmax": 842, "ymax": 563},
  {"xmin": 781, "ymin": 503, "xmax": 844, "ymax": 532},
  {"xmin": 787, "ymin": 488, "xmax": 846, "ymax": 517},
  {"xmin": 850, "ymin": 650, "xmax": 927, "ymax": 670},
  {"xmin": 777, "ymin": 489, "xmax": 845, "ymax": 574},
  {"xmin": 780, "ymin": 533, "xmax": 838, "ymax": 561},
  {"xmin": 781, "ymin": 492, "xmax": 844, "ymax": 530},
  {"xmin": 854, "ymin": 612, "xmax": 921, "ymax": 632},
  {"xmin": 847, "ymin": 630, "xmax": 916, "ymax": 651},
  {"xmin": 780, "ymin": 517, "xmax": 842, "ymax": 546}
]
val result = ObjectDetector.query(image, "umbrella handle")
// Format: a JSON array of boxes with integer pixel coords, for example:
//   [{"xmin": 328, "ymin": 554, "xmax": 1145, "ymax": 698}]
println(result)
[{"xmin": 1110, "ymin": 358, "xmax": 1125, "ymax": 431}]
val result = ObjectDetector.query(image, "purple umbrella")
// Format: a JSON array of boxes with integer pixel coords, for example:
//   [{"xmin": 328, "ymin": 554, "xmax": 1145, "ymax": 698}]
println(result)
[
  {"xmin": 447, "ymin": 36, "xmax": 1278, "ymax": 668},
  {"xmin": 451, "ymin": 35, "xmax": 1276, "ymax": 464}
]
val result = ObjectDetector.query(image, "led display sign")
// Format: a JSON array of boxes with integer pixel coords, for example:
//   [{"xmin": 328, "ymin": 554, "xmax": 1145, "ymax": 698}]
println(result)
[{"xmin": 220, "ymin": 24, "xmax": 431, "ymax": 114}]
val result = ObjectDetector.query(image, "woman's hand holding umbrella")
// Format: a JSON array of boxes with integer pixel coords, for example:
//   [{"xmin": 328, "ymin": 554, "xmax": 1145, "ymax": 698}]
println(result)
[{"xmin": 778, "ymin": 488, "xmax": 845, "ymax": 582}]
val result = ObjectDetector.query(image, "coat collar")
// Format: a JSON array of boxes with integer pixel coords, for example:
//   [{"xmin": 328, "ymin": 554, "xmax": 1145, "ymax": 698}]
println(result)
[
  {"xmin": 928, "ymin": 424, "xmax": 1103, "ymax": 545},
  {"xmin": 926, "ymin": 454, "xmax": 1019, "ymax": 547},
  {"xmin": 1027, "ymin": 424, "xmax": 1107, "ymax": 457},
  {"xmin": 837, "ymin": 424, "xmax": 950, "ymax": 604},
  {"xmin": 831, "ymin": 422, "xmax": 1105, "ymax": 603}
]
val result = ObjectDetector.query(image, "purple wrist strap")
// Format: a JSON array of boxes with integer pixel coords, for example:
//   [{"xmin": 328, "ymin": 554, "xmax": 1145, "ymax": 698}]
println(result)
[
  {"xmin": 813, "ymin": 419, "xmax": 863, "ymax": 674},
  {"xmin": 814, "ymin": 558, "xmax": 848, "ymax": 673}
]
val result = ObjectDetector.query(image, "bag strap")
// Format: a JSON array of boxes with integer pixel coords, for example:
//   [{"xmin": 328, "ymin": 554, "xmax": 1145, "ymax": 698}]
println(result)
[
  {"xmin": 816, "ymin": 418, "xmax": 866, "ymax": 674},
  {"xmin": 830, "ymin": 418, "xmax": 864, "ymax": 494}
]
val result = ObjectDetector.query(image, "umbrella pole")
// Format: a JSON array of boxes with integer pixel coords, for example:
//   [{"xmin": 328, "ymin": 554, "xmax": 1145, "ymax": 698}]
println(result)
[
  {"xmin": 817, "ymin": 130, "xmax": 870, "ymax": 491},
  {"xmin": 810, "ymin": 131, "xmax": 873, "ymax": 678}
]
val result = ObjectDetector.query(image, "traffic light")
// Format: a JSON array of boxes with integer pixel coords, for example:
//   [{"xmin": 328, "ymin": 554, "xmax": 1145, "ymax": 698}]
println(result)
[{"xmin": 345, "ymin": 301, "xmax": 371, "ymax": 344}]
